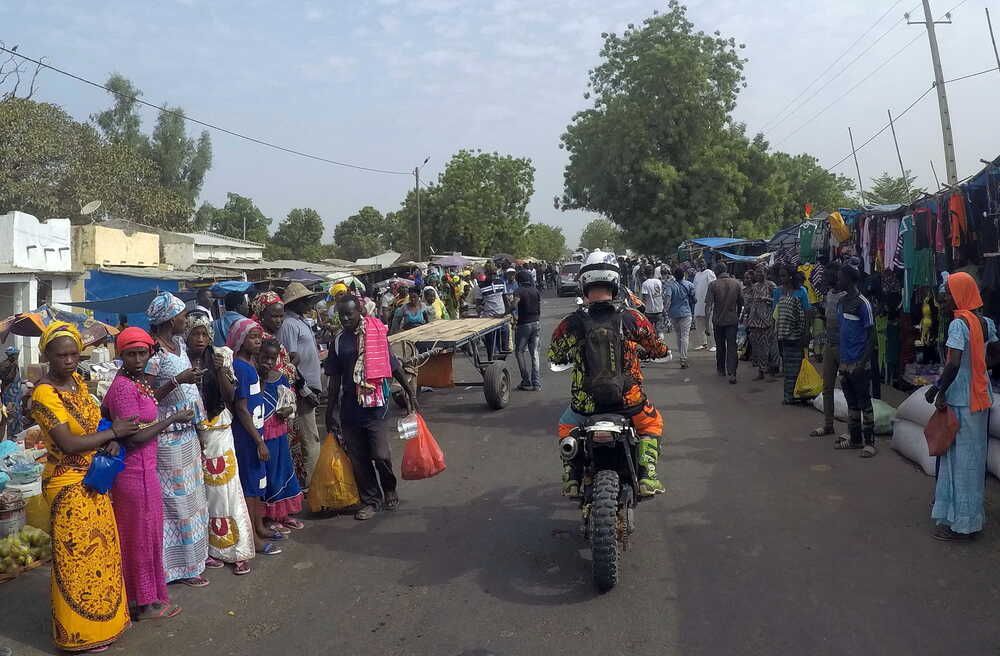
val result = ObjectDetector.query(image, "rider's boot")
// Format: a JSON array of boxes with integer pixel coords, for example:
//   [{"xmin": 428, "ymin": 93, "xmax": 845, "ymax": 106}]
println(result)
[
  {"xmin": 561, "ymin": 463, "xmax": 582, "ymax": 498},
  {"xmin": 637, "ymin": 436, "xmax": 665, "ymax": 496}
]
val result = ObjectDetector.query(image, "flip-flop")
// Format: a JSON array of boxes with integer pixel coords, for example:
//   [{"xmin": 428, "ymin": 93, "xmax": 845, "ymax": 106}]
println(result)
[
  {"xmin": 834, "ymin": 437, "xmax": 863, "ymax": 450},
  {"xmin": 860, "ymin": 445, "xmax": 878, "ymax": 458},
  {"xmin": 261, "ymin": 530, "xmax": 286, "ymax": 541},
  {"xmin": 267, "ymin": 522, "xmax": 292, "ymax": 535},
  {"xmin": 810, "ymin": 427, "xmax": 834, "ymax": 437},
  {"xmin": 204, "ymin": 557, "xmax": 225, "ymax": 569},
  {"xmin": 179, "ymin": 575, "xmax": 210, "ymax": 588},
  {"xmin": 234, "ymin": 560, "xmax": 252, "ymax": 575},
  {"xmin": 354, "ymin": 505, "xmax": 377, "ymax": 521},
  {"xmin": 256, "ymin": 542, "xmax": 282, "ymax": 556},
  {"xmin": 282, "ymin": 518, "xmax": 305, "ymax": 530},
  {"xmin": 137, "ymin": 603, "xmax": 182, "ymax": 621}
]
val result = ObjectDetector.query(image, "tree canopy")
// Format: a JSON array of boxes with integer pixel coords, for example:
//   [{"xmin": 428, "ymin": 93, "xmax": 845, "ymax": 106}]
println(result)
[
  {"xmin": 194, "ymin": 193, "xmax": 270, "ymax": 243},
  {"xmin": 524, "ymin": 223, "xmax": 567, "ymax": 262},
  {"xmin": 333, "ymin": 206, "xmax": 407, "ymax": 261},
  {"xmin": 559, "ymin": 2, "xmax": 854, "ymax": 252},
  {"xmin": 865, "ymin": 170, "xmax": 924, "ymax": 205},
  {"xmin": 267, "ymin": 207, "xmax": 327, "ymax": 261},
  {"xmin": 397, "ymin": 150, "xmax": 535, "ymax": 257},
  {"xmin": 579, "ymin": 218, "xmax": 625, "ymax": 252}
]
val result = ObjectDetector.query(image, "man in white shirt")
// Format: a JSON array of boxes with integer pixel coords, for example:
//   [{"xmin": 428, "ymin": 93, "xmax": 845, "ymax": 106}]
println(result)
[
  {"xmin": 640, "ymin": 265, "xmax": 664, "ymax": 332},
  {"xmin": 692, "ymin": 261, "xmax": 717, "ymax": 351}
]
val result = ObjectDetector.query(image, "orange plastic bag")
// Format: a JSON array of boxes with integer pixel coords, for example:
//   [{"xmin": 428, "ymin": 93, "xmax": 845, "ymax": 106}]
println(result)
[
  {"xmin": 924, "ymin": 407, "xmax": 959, "ymax": 456},
  {"xmin": 401, "ymin": 414, "xmax": 446, "ymax": 480}
]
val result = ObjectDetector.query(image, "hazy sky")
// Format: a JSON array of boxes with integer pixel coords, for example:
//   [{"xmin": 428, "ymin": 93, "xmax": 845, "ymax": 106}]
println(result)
[{"xmin": 4, "ymin": 0, "xmax": 999, "ymax": 247}]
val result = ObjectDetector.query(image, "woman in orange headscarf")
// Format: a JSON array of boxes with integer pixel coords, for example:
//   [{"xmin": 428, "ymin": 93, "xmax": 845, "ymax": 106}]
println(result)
[{"xmin": 924, "ymin": 272, "xmax": 999, "ymax": 540}]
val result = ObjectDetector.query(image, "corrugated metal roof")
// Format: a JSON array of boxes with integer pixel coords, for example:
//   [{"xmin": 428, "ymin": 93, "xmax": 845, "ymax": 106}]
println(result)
[
  {"xmin": 98, "ymin": 266, "xmax": 203, "ymax": 280},
  {"xmin": 179, "ymin": 232, "xmax": 264, "ymax": 249}
]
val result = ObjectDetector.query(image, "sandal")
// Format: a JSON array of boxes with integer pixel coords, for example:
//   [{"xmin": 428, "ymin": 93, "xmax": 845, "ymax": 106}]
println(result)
[
  {"xmin": 384, "ymin": 492, "xmax": 399, "ymax": 512},
  {"xmin": 83, "ymin": 647, "xmax": 110, "ymax": 654},
  {"xmin": 136, "ymin": 602, "xmax": 182, "ymax": 621},
  {"xmin": 234, "ymin": 560, "xmax": 252, "ymax": 575},
  {"xmin": 810, "ymin": 426, "xmax": 834, "ymax": 437},
  {"xmin": 933, "ymin": 525, "xmax": 975, "ymax": 541},
  {"xmin": 267, "ymin": 522, "xmax": 292, "ymax": 535},
  {"xmin": 834, "ymin": 437, "xmax": 862, "ymax": 450},
  {"xmin": 204, "ymin": 557, "xmax": 225, "ymax": 569},
  {"xmin": 179, "ymin": 575, "xmax": 210, "ymax": 588},
  {"xmin": 354, "ymin": 505, "xmax": 377, "ymax": 521},
  {"xmin": 282, "ymin": 518, "xmax": 305, "ymax": 530},
  {"xmin": 860, "ymin": 445, "xmax": 878, "ymax": 458},
  {"xmin": 256, "ymin": 542, "xmax": 282, "ymax": 556},
  {"xmin": 261, "ymin": 529, "xmax": 286, "ymax": 541}
]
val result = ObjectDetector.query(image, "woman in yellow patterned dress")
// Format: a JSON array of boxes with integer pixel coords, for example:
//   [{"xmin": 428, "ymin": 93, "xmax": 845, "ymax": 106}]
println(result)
[{"xmin": 31, "ymin": 322, "xmax": 139, "ymax": 653}]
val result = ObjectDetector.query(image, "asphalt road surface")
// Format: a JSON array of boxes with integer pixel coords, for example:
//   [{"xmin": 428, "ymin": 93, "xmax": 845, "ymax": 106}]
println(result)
[{"xmin": 4, "ymin": 294, "xmax": 1000, "ymax": 655}]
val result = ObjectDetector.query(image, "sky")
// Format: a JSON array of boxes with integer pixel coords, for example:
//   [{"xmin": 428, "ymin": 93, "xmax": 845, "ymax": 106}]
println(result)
[{"xmin": 3, "ymin": 0, "xmax": 1000, "ymax": 248}]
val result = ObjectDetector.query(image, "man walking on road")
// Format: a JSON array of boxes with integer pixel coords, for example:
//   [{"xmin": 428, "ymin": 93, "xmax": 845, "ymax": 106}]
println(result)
[
  {"xmin": 514, "ymin": 270, "xmax": 542, "ymax": 391},
  {"xmin": 641, "ymin": 266, "xmax": 664, "ymax": 334},
  {"xmin": 706, "ymin": 262, "xmax": 743, "ymax": 384},
  {"xmin": 693, "ymin": 260, "xmax": 717, "ymax": 352},
  {"xmin": 663, "ymin": 266, "xmax": 695, "ymax": 369}
]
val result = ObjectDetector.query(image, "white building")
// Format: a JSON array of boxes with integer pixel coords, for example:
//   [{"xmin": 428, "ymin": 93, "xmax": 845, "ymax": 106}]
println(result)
[
  {"xmin": 0, "ymin": 211, "xmax": 78, "ymax": 365},
  {"xmin": 160, "ymin": 231, "xmax": 264, "ymax": 269}
]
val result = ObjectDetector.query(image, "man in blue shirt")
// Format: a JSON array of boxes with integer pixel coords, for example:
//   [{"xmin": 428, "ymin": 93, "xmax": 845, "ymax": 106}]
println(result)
[
  {"xmin": 834, "ymin": 264, "xmax": 876, "ymax": 457},
  {"xmin": 663, "ymin": 266, "xmax": 695, "ymax": 368}
]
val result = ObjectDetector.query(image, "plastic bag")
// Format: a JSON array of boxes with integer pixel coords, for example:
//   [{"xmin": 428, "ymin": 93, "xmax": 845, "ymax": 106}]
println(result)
[
  {"xmin": 307, "ymin": 433, "xmax": 360, "ymax": 512},
  {"xmin": 82, "ymin": 445, "xmax": 127, "ymax": 494},
  {"xmin": 793, "ymin": 354, "xmax": 822, "ymax": 399},
  {"xmin": 401, "ymin": 414, "xmax": 446, "ymax": 481},
  {"xmin": 828, "ymin": 211, "xmax": 851, "ymax": 243},
  {"xmin": 924, "ymin": 407, "xmax": 959, "ymax": 456}
]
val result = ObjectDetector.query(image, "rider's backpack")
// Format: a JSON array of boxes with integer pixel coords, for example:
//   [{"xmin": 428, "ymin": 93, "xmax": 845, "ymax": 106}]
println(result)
[{"xmin": 578, "ymin": 308, "xmax": 626, "ymax": 411}]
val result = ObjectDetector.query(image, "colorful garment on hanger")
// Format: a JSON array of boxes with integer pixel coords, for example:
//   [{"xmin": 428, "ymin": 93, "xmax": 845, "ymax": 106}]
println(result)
[
  {"xmin": 949, "ymin": 191, "xmax": 968, "ymax": 248},
  {"xmin": 884, "ymin": 217, "xmax": 900, "ymax": 270}
]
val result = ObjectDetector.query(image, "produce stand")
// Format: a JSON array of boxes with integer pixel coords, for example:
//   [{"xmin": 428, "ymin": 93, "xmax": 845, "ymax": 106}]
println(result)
[{"xmin": 389, "ymin": 317, "xmax": 512, "ymax": 410}]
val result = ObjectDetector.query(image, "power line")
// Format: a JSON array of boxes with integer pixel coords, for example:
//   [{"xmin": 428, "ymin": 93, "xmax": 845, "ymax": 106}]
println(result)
[
  {"xmin": 774, "ymin": 33, "xmax": 923, "ymax": 148},
  {"xmin": 761, "ymin": 0, "xmax": 908, "ymax": 132},
  {"xmin": 943, "ymin": 65, "xmax": 1000, "ymax": 83},
  {"xmin": 0, "ymin": 44, "xmax": 413, "ymax": 176}
]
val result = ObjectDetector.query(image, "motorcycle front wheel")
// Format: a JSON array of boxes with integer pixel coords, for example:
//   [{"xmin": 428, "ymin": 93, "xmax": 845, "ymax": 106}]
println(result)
[{"xmin": 590, "ymin": 469, "xmax": 621, "ymax": 592}]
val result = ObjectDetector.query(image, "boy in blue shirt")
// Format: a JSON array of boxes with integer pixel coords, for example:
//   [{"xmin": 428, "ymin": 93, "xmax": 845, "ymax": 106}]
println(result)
[{"xmin": 834, "ymin": 264, "xmax": 877, "ymax": 457}]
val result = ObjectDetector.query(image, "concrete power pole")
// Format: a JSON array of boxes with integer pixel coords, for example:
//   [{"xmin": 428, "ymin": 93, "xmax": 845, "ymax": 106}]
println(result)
[{"xmin": 909, "ymin": 0, "xmax": 959, "ymax": 186}]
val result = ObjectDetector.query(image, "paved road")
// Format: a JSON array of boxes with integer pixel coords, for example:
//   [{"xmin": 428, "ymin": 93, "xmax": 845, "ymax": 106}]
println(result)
[{"xmin": 3, "ymin": 294, "xmax": 1000, "ymax": 655}]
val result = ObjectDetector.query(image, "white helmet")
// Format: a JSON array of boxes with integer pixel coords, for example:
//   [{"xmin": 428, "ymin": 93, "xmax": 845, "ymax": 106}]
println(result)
[{"xmin": 579, "ymin": 249, "xmax": 620, "ymax": 297}]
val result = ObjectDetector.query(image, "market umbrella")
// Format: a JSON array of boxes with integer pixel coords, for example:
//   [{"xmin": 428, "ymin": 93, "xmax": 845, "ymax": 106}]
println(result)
[
  {"xmin": 374, "ymin": 277, "xmax": 416, "ymax": 290},
  {"xmin": 0, "ymin": 305, "xmax": 118, "ymax": 347},
  {"xmin": 325, "ymin": 272, "xmax": 367, "ymax": 294},
  {"xmin": 285, "ymin": 268, "xmax": 325, "ymax": 283}
]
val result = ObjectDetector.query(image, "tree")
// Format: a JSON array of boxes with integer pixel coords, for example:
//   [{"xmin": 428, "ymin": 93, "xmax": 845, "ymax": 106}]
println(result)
[
  {"xmin": 333, "ymin": 206, "xmax": 405, "ymax": 260},
  {"xmin": 195, "ymin": 193, "xmax": 270, "ymax": 243},
  {"xmin": 559, "ymin": 2, "xmax": 748, "ymax": 251},
  {"xmin": 523, "ymin": 223, "xmax": 567, "ymax": 262},
  {"xmin": 90, "ymin": 73, "xmax": 145, "ymax": 151},
  {"xmin": 0, "ymin": 97, "xmax": 188, "ymax": 227},
  {"xmin": 147, "ymin": 106, "xmax": 212, "ymax": 209},
  {"xmin": 769, "ymin": 152, "xmax": 856, "ymax": 222},
  {"xmin": 866, "ymin": 170, "xmax": 924, "ymax": 205},
  {"xmin": 268, "ymin": 207, "xmax": 326, "ymax": 261},
  {"xmin": 397, "ymin": 150, "xmax": 535, "ymax": 256},
  {"xmin": 579, "ymin": 218, "xmax": 625, "ymax": 252}
]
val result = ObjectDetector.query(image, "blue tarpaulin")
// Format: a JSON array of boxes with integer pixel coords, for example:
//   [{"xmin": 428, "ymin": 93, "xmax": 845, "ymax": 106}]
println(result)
[
  {"xmin": 716, "ymin": 250, "xmax": 764, "ymax": 262},
  {"xmin": 83, "ymin": 271, "xmax": 186, "ymax": 330},
  {"xmin": 210, "ymin": 280, "xmax": 255, "ymax": 296},
  {"xmin": 688, "ymin": 237, "xmax": 751, "ymax": 249}
]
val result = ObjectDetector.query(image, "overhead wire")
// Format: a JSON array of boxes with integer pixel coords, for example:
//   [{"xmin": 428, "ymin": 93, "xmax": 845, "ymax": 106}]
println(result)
[
  {"xmin": 0, "ymin": 44, "xmax": 413, "ymax": 176},
  {"xmin": 760, "ymin": 0, "xmax": 908, "ymax": 133}
]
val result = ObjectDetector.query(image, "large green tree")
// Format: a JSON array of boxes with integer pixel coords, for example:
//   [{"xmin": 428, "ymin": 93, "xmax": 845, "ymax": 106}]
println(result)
[
  {"xmin": 523, "ymin": 223, "xmax": 567, "ymax": 262},
  {"xmin": 866, "ymin": 170, "xmax": 924, "ymax": 205},
  {"xmin": 333, "ymin": 206, "xmax": 406, "ymax": 260},
  {"xmin": 0, "ymin": 97, "xmax": 188, "ymax": 227},
  {"xmin": 90, "ymin": 73, "xmax": 145, "ymax": 151},
  {"xmin": 267, "ymin": 207, "xmax": 327, "ymax": 261},
  {"xmin": 579, "ymin": 218, "xmax": 625, "ymax": 252},
  {"xmin": 195, "ymin": 193, "xmax": 270, "ymax": 243},
  {"xmin": 768, "ymin": 151, "xmax": 856, "ymax": 222},
  {"xmin": 398, "ymin": 150, "xmax": 535, "ymax": 256}
]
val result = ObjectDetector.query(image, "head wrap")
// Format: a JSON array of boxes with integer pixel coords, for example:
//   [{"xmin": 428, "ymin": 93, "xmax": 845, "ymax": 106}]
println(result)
[
  {"xmin": 329, "ymin": 282, "xmax": 349, "ymax": 298},
  {"xmin": 185, "ymin": 312, "xmax": 215, "ymax": 340},
  {"xmin": 39, "ymin": 321, "xmax": 83, "ymax": 354},
  {"xmin": 251, "ymin": 291, "xmax": 282, "ymax": 319},
  {"xmin": 115, "ymin": 326, "xmax": 155, "ymax": 353},
  {"xmin": 146, "ymin": 292, "xmax": 186, "ymax": 326},
  {"xmin": 946, "ymin": 272, "xmax": 990, "ymax": 411},
  {"xmin": 226, "ymin": 317, "xmax": 262, "ymax": 353}
]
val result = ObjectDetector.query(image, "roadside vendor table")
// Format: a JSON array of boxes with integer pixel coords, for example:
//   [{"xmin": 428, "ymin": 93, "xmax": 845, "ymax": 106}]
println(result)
[{"xmin": 388, "ymin": 317, "xmax": 512, "ymax": 410}]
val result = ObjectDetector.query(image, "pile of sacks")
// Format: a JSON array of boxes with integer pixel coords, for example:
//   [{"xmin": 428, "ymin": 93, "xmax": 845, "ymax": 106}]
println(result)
[
  {"xmin": 810, "ymin": 389, "xmax": 896, "ymax": 435},
  {"xmin": 891, "ymin": 385, "xmax": 1000, "ymax": 477}
]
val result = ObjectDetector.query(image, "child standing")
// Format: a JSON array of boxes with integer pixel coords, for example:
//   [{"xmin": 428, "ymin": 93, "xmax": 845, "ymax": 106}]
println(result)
[{"xmin": 256, "ymin": 338, "xmax": 305, "ymax": 533}]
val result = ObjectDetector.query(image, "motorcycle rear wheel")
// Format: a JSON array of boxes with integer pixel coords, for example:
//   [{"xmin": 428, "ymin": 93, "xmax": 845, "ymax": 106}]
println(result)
[{"xmin": 590, "ymin": 469, "xmax": 621, "ymax": 592}]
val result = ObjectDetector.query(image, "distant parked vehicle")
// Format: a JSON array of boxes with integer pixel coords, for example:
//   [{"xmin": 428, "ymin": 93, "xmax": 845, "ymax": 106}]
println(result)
[{"xmin": 557, "ymin": 263, "xmax": 582, "ymax": 297}]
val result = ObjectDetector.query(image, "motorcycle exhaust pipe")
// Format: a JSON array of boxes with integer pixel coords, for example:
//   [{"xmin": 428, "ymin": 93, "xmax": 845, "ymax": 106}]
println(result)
[{"xmin": 559, "ymin": 436, "xmax": 578, "ymax": 461}]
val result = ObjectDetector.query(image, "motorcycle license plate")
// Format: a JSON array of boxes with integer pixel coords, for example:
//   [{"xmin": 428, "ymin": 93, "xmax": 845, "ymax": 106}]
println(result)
[{"xmin": 589, "ymin": 431, "xmax": 615, "ymax": 443}]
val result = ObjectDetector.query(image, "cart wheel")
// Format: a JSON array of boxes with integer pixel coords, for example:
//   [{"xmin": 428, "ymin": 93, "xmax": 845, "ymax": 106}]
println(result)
[{"xmin": 483, "ymin": 362, "xmax": 511, "ymax": 410}]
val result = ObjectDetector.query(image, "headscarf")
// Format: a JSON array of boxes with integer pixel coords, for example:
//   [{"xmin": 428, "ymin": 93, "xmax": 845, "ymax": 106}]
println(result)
[
  {"xmin": 146, "ymin": 291, "xmax": 186, "ymax": 326},
  {"xmin": 329, "ymin": 282, "xmax": 349, "ymax": 299},
  {"xmin": 251, "ymin": 291, "xmax": 282, "ymax": 319},
  {"xmin": 39, "ymin": 321, "xmax": 82, "ymax": 354},
  {"xmin": 185, "ymin": 312, "xmax": 215, "ymax": 340},
  {"xmin": 115, "ymin": 326, "xmax": 155, "ymax": 352},
  {"xmin": 226, "ymin": 317, "xmax": 262, "ymax": 353},
  {"xmin": 946, "ymin": 272, "xmax": 990, "ymax": 411}
]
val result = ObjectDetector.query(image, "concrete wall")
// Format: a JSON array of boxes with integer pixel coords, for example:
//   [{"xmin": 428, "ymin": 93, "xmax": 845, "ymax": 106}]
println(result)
[
  {"xmin": 162, "ymin": 241, "xmax": 196, "ymax": 270},
  {"xmin": 72, "ymin": 224, "xmax": 160, "ymax": 268},
  {"xmin": 191, "ymin": 243, "xmax": 264, "ymax": 263},
  {"xmin": 0, "ymin": 211, "xmax": 72, "ymax": 272}
]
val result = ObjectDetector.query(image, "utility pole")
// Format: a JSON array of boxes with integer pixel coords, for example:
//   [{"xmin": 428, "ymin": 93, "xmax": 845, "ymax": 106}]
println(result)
[
  {"xmin": 414, "ymin": 156, "xmax": 430, "ymax": 262},
  {"xmin": 848, "ymin": 127, "xmax": 866, "ymax": 205},
  {"xmin": 887, "ymin": 109, "xmax": 910, "ymax": 198},
  {"xmin": 908, "ymin": 0, "xmax": 959, "ymax": 185}
]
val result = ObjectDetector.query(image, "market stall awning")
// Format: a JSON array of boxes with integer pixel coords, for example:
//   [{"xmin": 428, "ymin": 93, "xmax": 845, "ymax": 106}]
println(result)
[
  {"xmin": 64, "ymin": 290, "xmax": 196, "ymax": 314},
  {"xmin": 716, "ymin": 250, "xmax": 766, "ymax": 262},
  {"xmin": 688, "ymin": 237, "xmax": 752, "ymax": 249}
]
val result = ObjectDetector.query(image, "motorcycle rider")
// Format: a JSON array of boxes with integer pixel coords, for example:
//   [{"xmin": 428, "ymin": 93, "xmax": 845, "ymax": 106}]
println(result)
[{"xmin": 548, "ymin": 250, "xmax": 669, "ymax": 497}]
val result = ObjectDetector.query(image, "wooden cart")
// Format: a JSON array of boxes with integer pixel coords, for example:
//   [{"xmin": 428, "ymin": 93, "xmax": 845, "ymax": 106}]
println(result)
[{"xmin": 388, "ymin": 317, "xmax": 513, "ymax": 410}]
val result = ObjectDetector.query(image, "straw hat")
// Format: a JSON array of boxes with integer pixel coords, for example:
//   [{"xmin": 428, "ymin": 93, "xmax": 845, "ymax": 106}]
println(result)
[{"xmin": 282, "ymin": 282, "xmax": 323, "ymax": 307}]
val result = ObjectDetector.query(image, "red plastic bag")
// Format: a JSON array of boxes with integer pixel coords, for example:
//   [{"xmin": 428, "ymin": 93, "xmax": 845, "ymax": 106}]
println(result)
[
  {"xmin": 924, "ymin": 407, "xmax": 959, "ymax": 456},
  {"xmin": 401, "ymin": 414, "xmax": 446, "ymax": 480}
]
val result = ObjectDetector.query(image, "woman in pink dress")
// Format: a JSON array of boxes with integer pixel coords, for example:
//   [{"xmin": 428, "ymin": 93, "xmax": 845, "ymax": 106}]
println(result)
[{"xmin": 105, "ymin": 327, "xmax": 194, "ymax": 621}]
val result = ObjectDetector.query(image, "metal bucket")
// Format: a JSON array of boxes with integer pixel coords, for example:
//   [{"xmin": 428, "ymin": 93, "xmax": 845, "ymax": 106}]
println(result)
[{"xmin": 396, "ymin": 414, "xmax": 419, "ymax": 440}]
